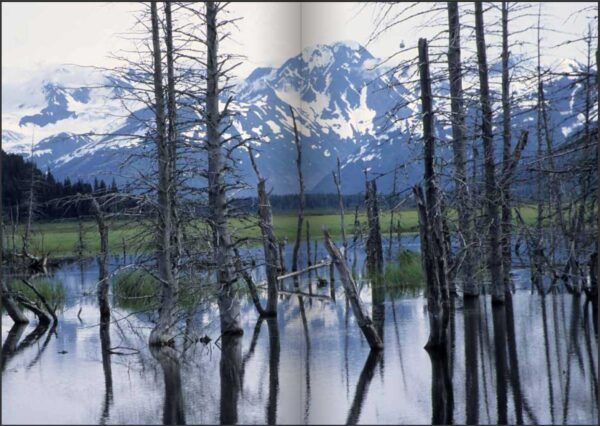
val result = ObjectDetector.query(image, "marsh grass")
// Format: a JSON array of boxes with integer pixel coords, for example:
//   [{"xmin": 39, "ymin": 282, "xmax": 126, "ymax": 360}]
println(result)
[
  {"xmin": 381, "ymin": 249, "xmax": 425, "ymax": 297},
  {"xmin": 111, "ymin": 270, "xmax": 214, "ymax": 310},
  {"xmin": 7, "ymin": 278, "xmax": 66, "ymax": 309}
]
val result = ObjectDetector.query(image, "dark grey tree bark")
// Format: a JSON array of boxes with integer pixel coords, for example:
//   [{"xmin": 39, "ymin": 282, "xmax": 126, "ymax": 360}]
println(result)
[
  {"xmin": 90, "ymin": 197, "xmax": 110, "ymax": 325},
  {"xmin": 365, "ymin": 179, "xmax": 383, "ymax": 275},
  {"xmin": 474, "ymin": 2, "xmax": 505, "ymax": 304},
  {"xmin": 206, "ymin": 2, "xmax": 241, "ymax": 335},
  {"xmin": 447, "ymin": 2, "xmax": 476, "ymax": 297},
  {"xmin": 290, "ymin": 105, "xmax": 305, "ymax": 274},
  {"xmin": 164, "ymin": 1, "xmax": 182, "ymax": 270},
  {"xmin": 500, "ymin": 1, "xmax": 513, "ymax": 294},
  {"xmin": 417, "ymin": 38, "xmax": 451, "ymax": 350},
  {"xmin": 149, "ymin": 2, "xmax": 179, "ymax": 346},
  {"xmin": 219, "ymin": 334, "xmax": 242, "ymax": 425}
]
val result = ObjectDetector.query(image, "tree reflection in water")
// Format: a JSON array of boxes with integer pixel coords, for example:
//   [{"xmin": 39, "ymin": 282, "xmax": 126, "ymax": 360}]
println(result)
[
  {"xmin": 219, "ymin": 334, "xmax": 242, "ymax": 425},
  {"xmin": 150, "ymin": 345, "xmax": 186, "ymax": 425}
]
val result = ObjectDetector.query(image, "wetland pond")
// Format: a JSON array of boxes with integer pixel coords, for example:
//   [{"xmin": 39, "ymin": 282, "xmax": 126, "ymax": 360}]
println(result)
[{"xmin": 2, "ymin": 237, "xmax": 598, "ymax": 424}]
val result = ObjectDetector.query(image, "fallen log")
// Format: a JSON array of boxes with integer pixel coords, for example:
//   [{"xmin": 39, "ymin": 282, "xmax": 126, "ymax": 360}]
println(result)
[
  {"xmin": 323, "ymin": 229, "xmax": 383, "ymax": 350},
  {"xmin": 277, "ymin": 260, "xmax": 331, "ymax": 281}
]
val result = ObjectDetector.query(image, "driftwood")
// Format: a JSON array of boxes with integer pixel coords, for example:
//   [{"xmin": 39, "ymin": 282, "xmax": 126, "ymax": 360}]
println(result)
[
  {"xmin": 323, "ymin": 230, "xmax": 383, "ymax": 350},
  {"xmin": 1, "ymin": 280, "xmax": 29, "ymax": 324},
  {"xmin": 277, "ymin": 260, "xmax": 331, "ymax": 281},
  {"xmin": 277, "ymin": 289, "xmax": 332, "ymax": 301}
]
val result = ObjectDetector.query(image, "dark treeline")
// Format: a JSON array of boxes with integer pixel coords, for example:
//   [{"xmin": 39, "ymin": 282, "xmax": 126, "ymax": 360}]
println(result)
[{"xmin": 2, "ymin": 150, "xmax": 119, "ymax": 220}]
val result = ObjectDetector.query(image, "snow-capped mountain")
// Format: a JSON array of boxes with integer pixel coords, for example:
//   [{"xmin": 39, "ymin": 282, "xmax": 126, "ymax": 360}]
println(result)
[{"xmin": 2, "ymin": 42, "xmax": 596, "ymax": 195}]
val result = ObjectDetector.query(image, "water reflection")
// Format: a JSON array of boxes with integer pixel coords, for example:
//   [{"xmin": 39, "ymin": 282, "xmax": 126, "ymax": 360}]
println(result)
[
  {"xmin": 266, "ymin": 318, "xmax": 280, "ymax": 424},
  {"xmin": 464, "ymin": 297, "xmax": 479, "ymax": 425},
  {"xmin": 151, "ymin": 345, "xmax": 186, "ymax": 425},
  {"xmin": 99, "ymin": 322, "xmax": 113, "ymax": 425},
  {"xmin": 1, "ymin": 247, "xmax": 598, "ymax": 425},
  {"xmin": 219, "ymin": 334, "xmax": 242, "ymax": 425},
  {"xmin": 346, "ymin": 350, "xmax": 382, "ymax": 425},
  {"xmin": 491, "ymin": 304, "xmax": 508, "ymax": 425}
]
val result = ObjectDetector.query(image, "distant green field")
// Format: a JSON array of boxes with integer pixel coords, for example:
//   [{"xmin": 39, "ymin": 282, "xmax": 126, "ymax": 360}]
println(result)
[{"xmin": 5, "ymin": 205, "xmax": 538, "ymax": 258}]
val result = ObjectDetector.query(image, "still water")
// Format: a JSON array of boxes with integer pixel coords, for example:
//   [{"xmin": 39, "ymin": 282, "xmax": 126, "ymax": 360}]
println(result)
[{"xmin": 2, "ymin": 238, "xmax": 598, "ymax": 424}]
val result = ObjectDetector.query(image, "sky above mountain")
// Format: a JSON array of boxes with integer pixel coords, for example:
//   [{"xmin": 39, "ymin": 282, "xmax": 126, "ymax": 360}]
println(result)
[{"xmin": 2, "ymin": 2, "xmax": 596, "ymax": 83}]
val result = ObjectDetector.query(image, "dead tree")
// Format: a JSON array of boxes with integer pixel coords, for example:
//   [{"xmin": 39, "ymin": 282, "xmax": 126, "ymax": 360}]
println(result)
[
  {"xmin": 332, "ymin": 156, "xmax": 348, "ymax": 258},
  {"xmin": 417, "ymin": 37, "xmax": 450, "ymax": 350},
  {"xmin": 290, "ymin": 105, "xmax": 305, "ymax": 274},
  {"xmin": 500, "ymin": 1, "xmax": 513, "ymax": 293},
  {"xmin": 22, "ymin": 134, "xmax": 36, "ymax": 256},
  {"xmin": 324, "ymin": 230, "xmax": 383, "ymax": 350},
  {"xmin": 475, "ymin": 2, "xmax": 505, "ymax": 304},
  {"xmin": 365, "ymin": 178, "xmax": 383, "ymax": 275},
  {"xmin": 205, "ymin": 2, "xmax": 242, "ymax": 335},
  {"xmin": 89, "ymin": 196, "xmax": 110, "ymax": 324},
  {"xmin": 446, "ymin": 2, "xmax": 476, "ymax": 296},
  {"xmin": 149, "ymin": 1, "xmax": 179, "ymax": 346},
  {"xmin": 247, "ymin": 146, "xmax": 278, "ymax": 316},
  {"xmin": 387, "ymin": 165, "xmax": 398, "ymax": 260},
  {"xmin": 2, "ymin": 281, "xmax": 29, "ymax": 325}
]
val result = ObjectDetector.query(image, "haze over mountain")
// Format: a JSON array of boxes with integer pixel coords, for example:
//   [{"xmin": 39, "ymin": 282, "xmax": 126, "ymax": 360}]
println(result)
[{"xmin": 2, "ymin": 41, "xmax": 594, "ymax": 194}]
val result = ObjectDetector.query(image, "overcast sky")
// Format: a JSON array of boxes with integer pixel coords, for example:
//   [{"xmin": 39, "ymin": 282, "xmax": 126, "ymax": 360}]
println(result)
[{"xmin": 2, "ymin": 2, "xmax": 597, "ymax": 80}]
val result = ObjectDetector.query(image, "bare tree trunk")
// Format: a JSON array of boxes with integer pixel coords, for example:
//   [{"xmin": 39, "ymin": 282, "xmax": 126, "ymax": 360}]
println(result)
[
  {"xmin": 533, "ymin": 4, "xmax": 545, "ymax": 293},
  {"xmin": 475, "ymin": 2, "xmax": 505, "ymax": 304},
  {"xmin": 164, "ymin": 1, "xmax": 182, "ymax": 272},
  {"xmin": 2, "ymin": 281, "xmax": 29, "ymax": 324},
  {"xmin": 90, "ymin": 197, "xmax": 110, "ymax": 324},
  {"xmin": 290, "ymin": 105, "xmax": 304, "ymax": 274},
  {"xmin": 417, "ymin": 37, "xmax": 451, "ymax": 350},
  {"xmin": 248, "ymin": 148, "xmax": 278, "ymax": 316},
  {"xmin": 387, "ymin": 165, "xmax": 398, "ymax": 260},
  {"xmin": 324, "ymin": 230, "xmax": 383, "ymax": 350},
  {"xmin": 365, "ymin": 178, "xmax": 383, "ymax": 275},
  {"xmin": 447, "ymin": 1, "xmax": 476, "ymax": 297},
  {"xmin": 500, "ymin": 1, "xmax": 513, "ymax": 294},
  {"xmin": 149, "ymin": 2, "xmax": 178, "ymax": 346},
  {"xmin": 23, "ymin": 137, "xmax": 36, "ymax": 255},
  {"xmin": 333, "ymin": 157, "xmax": 348, "ymax": 258},
  {"xmin": 206, "ymin": 2, "xmax": 241, "ymax": 335}
]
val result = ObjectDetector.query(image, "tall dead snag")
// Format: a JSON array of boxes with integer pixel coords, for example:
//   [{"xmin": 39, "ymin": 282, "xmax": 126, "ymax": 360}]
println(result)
[
  {"xmin": 290, "ymin": 105, "xmax": 305, "ymax": 275},
  {"xmin": 500, "ymin": 1, "xmax": 513, "ymax": 293},
  {"xmin": 417, "ymin": 38, "xmax": 450, "ymax": 350},
  {"xmin": 475, "ymin": 2, "xmax": 505, "ymax": 304},
  {"xmin": 387, "ymin": 165, "xmax": 398, "ymax": 260},
  {"xmin": 149, "ymin": 2, "xmax": 179, "ymax": 346},
  {"xmin": 164, "ymin": 1, "xmax": 182, "ymax": 271},
  {"xmin": 533, "ymin": 5, "xmax": 545, "ymax": 293},
  {"xmin": 332, "ymin": 157, "xmax": 348, "ymax": 258},
  {"xmin": 447, "ymin": 2, "xmax": 476, "ymax": 297},
  {"xmin": 206, "ymin": 2, "xmax": 241, "ymax": 335},
  {"xmin": 247, "ymin": 148, "xmax": 278, "ymax": 316},
  {"xmin": 23, "ymin": 135, "xmax": 36, "ymax": 256},
  {"xmin": 365, "ymin": 178, "xmax": 383, "ymax": 275},
  {"xmin": 324, "ymin": 230, "xmax": 383, "ymax": 350},
  {"xmin": 90, "ymin": 196, "xmax": 110, "ymax": 324}
]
